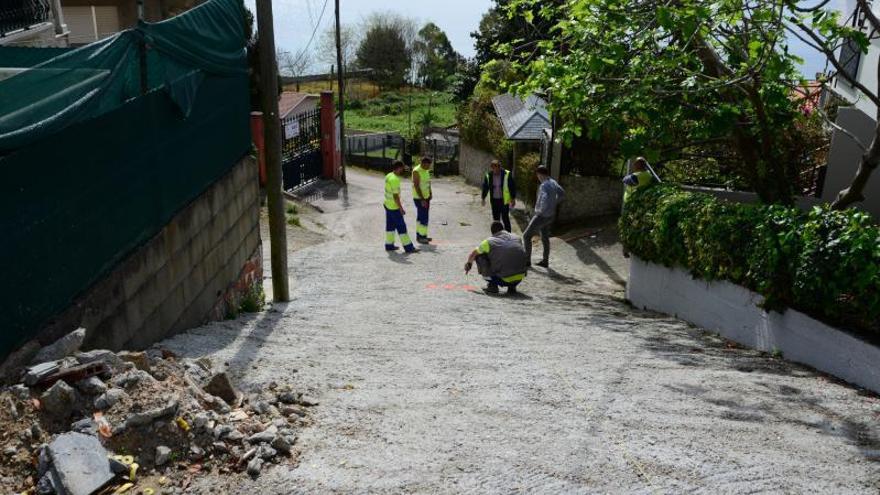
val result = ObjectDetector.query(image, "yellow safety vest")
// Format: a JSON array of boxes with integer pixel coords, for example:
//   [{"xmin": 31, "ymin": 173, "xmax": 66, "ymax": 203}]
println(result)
[
  {"xmin": 412, "ymin": 165, "xmax": 432, "ymax": 199},
  {"xmin": 624, "ymin": 171, "xmax": 653, "ymax": 202},
  {"xmin": 485, "ymin": 170, "xmax": 512, "ymax": 204},
  {"xmin": 384, "ymin": 172, "xmax": 401, "ymax": 210}
]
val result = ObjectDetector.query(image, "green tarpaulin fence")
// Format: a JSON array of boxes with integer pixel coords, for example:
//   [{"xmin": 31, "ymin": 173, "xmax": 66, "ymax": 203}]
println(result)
[{"xmin": 0, "ymin": 0, "xmax": 252, "ymax": 358}]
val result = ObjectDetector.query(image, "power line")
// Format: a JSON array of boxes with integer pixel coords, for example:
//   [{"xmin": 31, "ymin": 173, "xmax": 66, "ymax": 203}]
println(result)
[{"xmin": 288, "ymin": 0, "xmax": 329, "ymax": 68}]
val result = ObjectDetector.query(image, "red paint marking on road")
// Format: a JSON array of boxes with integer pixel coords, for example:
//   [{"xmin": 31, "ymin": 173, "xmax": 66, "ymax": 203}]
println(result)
[
  {"xmin": 426, "ymin": 284, "xmax": 439, "ymax": 289},
  {"xmin": 442, "ymin": 284, "xmax": 456, "ymax": 290}
]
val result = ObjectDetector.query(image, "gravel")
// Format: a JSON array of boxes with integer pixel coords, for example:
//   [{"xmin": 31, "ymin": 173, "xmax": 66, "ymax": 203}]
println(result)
[{"xmin": 160, "ymin": 169, "xmax": 880, "ymax": 494}]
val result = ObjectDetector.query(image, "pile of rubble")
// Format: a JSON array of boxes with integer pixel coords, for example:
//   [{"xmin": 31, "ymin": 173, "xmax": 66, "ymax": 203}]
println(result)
[{"xmin": 0, "ymin": 329, "xmax": 317, "ymax": 494}]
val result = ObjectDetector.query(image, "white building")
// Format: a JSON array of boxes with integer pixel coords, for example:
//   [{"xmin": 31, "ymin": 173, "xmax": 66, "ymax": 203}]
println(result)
[{"xmin": 831, "ymin": 0, "xmax": 880, "ymax": 118}]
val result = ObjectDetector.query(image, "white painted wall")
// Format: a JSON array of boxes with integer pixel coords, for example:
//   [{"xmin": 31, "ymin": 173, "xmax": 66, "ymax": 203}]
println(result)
[
  {"xmin": 627, "ymin": 256, "xmax": 880, "ymax": 394},
  {"xmin": 833, "ymin": 0, "xmax": 880, "ymax": 118}
]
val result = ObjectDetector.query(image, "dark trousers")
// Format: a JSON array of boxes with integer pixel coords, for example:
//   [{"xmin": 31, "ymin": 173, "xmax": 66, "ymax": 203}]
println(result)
[
  {"xmin": 489, "ymin": 198, "xmax": 512, "ymax": 232},
  {"xmin": 413, "ymin": 199, "xmax": 429, "ymax": 238},
  {"xmin": 476, "ymin": 254, "xmax": 520, "ymax": 288},
  {"xmin": 523, "ymin": 214, "xmax": 553, "ymax": 263},
  {"xmin": 384, "ymin": 207, "xmax": 415, "ymax": 252}
]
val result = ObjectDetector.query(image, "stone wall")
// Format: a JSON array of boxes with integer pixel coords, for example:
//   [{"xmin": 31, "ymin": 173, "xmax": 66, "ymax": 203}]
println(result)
[
  {"xmin": 37, "ymin": 156, "xmax": 262, "ymax": 352},
  {"xmin": 459, "ymin": 141, "xmax": 495, "ymax": 187},
  {"xmin": 557, "ymin": 176, "xmax": 623, "ymax": 223}
]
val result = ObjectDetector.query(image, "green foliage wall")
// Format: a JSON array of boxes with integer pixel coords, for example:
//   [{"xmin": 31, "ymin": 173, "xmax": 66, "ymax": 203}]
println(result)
[{"xmin": 621, "ymin": 185, "xmax": 880, "ymax": 337}]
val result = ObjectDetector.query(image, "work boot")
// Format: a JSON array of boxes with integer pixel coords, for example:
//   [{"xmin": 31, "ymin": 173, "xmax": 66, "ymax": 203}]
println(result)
[
  {"xmin": 506, "ymin": 285, "xmax": 518, "ymax": 295},
  {"xmin": 483, "ymin": 283, "xmax": 500, "ymax": 294},
  {"xmin": 386, "ymin": 245, "xmax": 400, "ymax": 252},
  {"xmin": 536, "ymin": 260, "xmax": 549, "ymax": 268},
  {"xmin": 416, "ymin": 236, "xmax": 431, "ymax": 244}
]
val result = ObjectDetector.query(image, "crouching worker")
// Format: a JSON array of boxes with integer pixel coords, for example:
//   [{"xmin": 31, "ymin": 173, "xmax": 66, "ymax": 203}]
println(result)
[{"xmin": 464, "ymin": 221, "xmax": 529, "ymax": 295}]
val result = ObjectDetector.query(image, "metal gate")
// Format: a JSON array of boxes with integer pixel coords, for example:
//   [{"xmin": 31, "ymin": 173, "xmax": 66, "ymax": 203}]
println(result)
[{"xmin": 281, "ymin": 108, "xmax": 322, "ymax": 190}]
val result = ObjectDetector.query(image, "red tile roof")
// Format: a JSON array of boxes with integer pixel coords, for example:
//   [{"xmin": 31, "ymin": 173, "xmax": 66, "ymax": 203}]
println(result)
[{"xmin": 278, "ymin": 92, "xmax": 319, "ymax": 118}]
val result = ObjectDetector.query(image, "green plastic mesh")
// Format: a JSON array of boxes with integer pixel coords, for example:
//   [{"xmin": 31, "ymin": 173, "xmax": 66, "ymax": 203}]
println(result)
[{"xmin": 0, "ymin": 0, "xmax": 252, "ymax": 358}]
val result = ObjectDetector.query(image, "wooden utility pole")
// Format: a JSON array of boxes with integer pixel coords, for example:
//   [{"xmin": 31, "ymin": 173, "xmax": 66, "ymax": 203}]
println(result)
[
  {"xmin": 335, "ymin": 0, "xmax": 347, "ymax": 183},
  {"xmin": 255, "ymin": 0, "xmax": 290, "ymax": 302}
]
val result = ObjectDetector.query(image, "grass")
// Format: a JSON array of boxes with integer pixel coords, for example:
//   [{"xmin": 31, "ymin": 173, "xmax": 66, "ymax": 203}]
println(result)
[
  {"xmin": 284, "ymin": 78, "xmax": 380, "ymax": 101},
  {"xmin": 345, "ymin": 89, "xmax": 456, "ymax": 135}
]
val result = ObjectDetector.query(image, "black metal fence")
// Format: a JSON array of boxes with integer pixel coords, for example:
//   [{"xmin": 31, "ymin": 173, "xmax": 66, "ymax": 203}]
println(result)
[
  {"xmin": 0, "ymin": 0, "xmax": 50, "ymax": 38},
  {"xmin": 345, "ymin": 133, "xmax": 406, "ymax": 170},
  {"xmin": 281, "ymin": 108, "xmax": 323, "ymax": 190}
]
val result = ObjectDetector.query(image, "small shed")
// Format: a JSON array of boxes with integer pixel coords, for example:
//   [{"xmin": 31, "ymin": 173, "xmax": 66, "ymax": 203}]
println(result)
[
  {"xmin": 278, "ymin": 91, "xmax": 319, "ymax": 119},
  {"xmin": 491, "ymin": 93, "xmax": 550, "ymax": 142}
]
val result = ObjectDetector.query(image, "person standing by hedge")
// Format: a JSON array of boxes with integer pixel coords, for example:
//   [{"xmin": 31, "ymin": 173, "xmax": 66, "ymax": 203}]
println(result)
[
  {"xmin": 623, "ymin": 157, "xmax": 655, "ymax": 203},
  {"xmin": 412, "ymin": 157, "xmax": 433, "ymax": 244},
  {"xmin": 384, "ymin": 161, "xmax": 418, "ymax": 253},
  {"xmin": 481, "ymin": 160, "xmax": 517, "ymax": 232},
  {"xmin": 523, "ymin": 166, "xmax": 565, "ymax": 268}
]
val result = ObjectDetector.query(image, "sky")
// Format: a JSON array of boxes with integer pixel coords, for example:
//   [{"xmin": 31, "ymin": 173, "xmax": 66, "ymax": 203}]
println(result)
[
  {"xmin": 244, "ymin": 0, "xmax": 494, "ymax": 73},
  {"xmin": 245, "ymin": 0, "xmax": 830, "ymax": 79}
]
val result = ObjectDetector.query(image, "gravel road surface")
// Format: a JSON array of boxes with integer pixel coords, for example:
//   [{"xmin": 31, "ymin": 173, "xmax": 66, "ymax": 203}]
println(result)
[{"xmin": 161, "ymin": 168, "xmax": 880, "ymax": 494}]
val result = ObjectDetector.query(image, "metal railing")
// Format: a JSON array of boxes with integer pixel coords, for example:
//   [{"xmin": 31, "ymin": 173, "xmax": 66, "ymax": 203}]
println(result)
[{"xmin": 0, "ymin": 0, "xmax": 51, "ymax": 38}]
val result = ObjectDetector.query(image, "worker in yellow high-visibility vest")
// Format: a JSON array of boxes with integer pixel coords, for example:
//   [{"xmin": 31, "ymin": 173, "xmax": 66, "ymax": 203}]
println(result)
[
  {"xmin": 412, "ymin": 156, "xmax": 433, "ymax": 244},
  {"xmin": 622, "ymin": 157, "xmax": 655, "ymax": 203},
  {"xmin": 384, "ymin": 160, "xmax": 418, "ymax": 253}
]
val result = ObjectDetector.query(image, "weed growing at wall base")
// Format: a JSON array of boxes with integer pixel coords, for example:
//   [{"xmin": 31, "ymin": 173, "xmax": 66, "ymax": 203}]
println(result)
[{"xmin": 620, "ymin": 184, "xmax": 880, "ymax": 337}]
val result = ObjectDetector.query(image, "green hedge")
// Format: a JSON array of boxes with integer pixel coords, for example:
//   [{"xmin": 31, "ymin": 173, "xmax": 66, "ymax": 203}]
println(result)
[{"xmin": 620, "ymin": 184, "xmax": 880, "ymax": 336}]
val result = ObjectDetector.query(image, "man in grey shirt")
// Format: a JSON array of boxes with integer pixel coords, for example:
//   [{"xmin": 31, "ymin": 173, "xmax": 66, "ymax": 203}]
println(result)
[
  {"xmin": 523, "ymin": 166, "xmax": 565, "ymax": 268},
  {"xmin": 465, "ymin": 221, "xmax": 529, "ymax": 295}
]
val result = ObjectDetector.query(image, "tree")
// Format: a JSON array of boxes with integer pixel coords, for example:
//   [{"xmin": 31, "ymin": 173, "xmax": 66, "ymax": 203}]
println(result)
[
  {"xmin": 277, "ymin": 49, "xmax": 311, "ymax": 78},
  {"xmin": 356, "ymin": 19, "xmax": 412, "ymax": 90},
  {"xmin": 314, "ymin": 24, "xmax": 359, "ymax": 73},
  {"xmin": 413, "ymin": 22, "xmax": 462, "ymax": 89},
  {"xmin": 451, "ymin": 58, "xmax": 481, "ymax": 103},
  {"xmin": 502, "ymin": 0, "xmax": 814, "ymax": 205},
  {"xmin": 784, "ymin": 0, "xmax": 880, "ymax": 209}
]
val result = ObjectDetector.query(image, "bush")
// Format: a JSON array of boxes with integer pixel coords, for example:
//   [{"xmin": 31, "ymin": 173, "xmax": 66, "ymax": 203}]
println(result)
[{"xmin": 621, "ymin": 184, "xmax": 880, "ymax": 335}]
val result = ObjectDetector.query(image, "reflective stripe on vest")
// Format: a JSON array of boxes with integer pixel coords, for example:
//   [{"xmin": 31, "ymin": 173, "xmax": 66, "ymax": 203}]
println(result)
[
  {"xmin": 384, "ymin": 172, "xmax": 401, "ymax": 210},
  {"xmin": 485, "ymin": 170, "xmax": 512, "ymax": 204},
  {"xmin": 412, "ymin": 165, "xmax": 431, "ymax": 199}
]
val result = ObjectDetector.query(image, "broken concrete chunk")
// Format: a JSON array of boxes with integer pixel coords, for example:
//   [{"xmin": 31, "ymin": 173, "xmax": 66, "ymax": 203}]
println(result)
[
  {"xmin": 202, "ymin": 372, "xmax": 239, "ymax": 405},
  {"xmin": 47, "ymin": 432, "xmax": 114, "ymax": 495},
  {"xmin": 189, "ymin": 445, "xmax": 205, "ymax": 461},
  {"xmin": 70, "ymin": 418, "xmax": 98, "ymax": 436},
  {"xmin": 75, "ymin": 376, "xmax": 107, "ymax": 396},
  {"xmin": 277, "ymin": 391, "xmax": 299, "ymax": 405},
  {"xmin": 75, "ymin": 350, "xmax": 124, "ymax": 371},
  {"xmin": 115, "ymin": 400, "xmax": 179, "ymax": 433},
  {"xmin": 246, "ymin": 456, "xmax": 263, "ymax": 477},
  {"xmin": 117, "ymin": 351, "xmax": 150, "ymax": 372},
  {"xmin": 271, "ymin": 435, "xmax": 292, "ymax": 455},
  {"xmin": 94, "ymin": 388, "xmax": 126, "ymax": 410},
  {"xmin": 35, "ymin": 473, "xmax": 57, "ymax": 495},
  {"xmin": 24, "ymin": 361, "xmax": 61, "ymax": 386},
  {"xmin": 155, "ymin": 445, "xmax": 172, "ymax": 466},
  {"xmin": 247, "ymin": 430, "xmax": 275, "ymax": 445},
  {"xmin": 111, "ymin": 369, "xmax": 154, "ymax": 389},
  {"xmin": 40, "ymin": 381, "xmax": 76, "ymax": 418},
  {"xmin": 226, "ymin": 430, "xmax": 245, "ymax": 443},
  {"xmin": 257, "ymin": 443, "xmax": 277, "ymax": 460},
  {"xmin": 32, "ymin": 329, "xmax": 86, "ymax": 364},
  {"xmin": 298, "ymin": 396, "xmax": 319, "ymax": 407},
  {"xmin": 193, "ymin": 412, "xmax": 209, "ymax": 430},
  {"xmin": 195, "ymin": 357, "xmax": 213, "ymax": 372}
]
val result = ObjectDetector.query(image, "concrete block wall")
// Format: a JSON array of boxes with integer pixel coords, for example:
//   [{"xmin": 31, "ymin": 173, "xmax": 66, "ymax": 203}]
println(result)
[
  {"xmin": 557, "ymin": 176, "xmax": 623, "ymax": 223},
  {"xmin": 459, "ymin": 141, "xmax": 496, "ymax": 187},
  {"xmin": 38, "ymin": 156, "xmax": 262, "ymax": 352}
]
